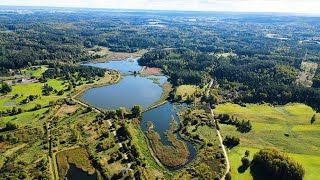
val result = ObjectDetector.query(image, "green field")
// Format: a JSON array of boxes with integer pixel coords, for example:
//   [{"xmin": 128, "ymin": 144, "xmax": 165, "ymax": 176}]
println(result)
[
  {"xmin": 214, "ymin": 103, "xmax": 320, "ymax": 179},
  {"xmin": 0, "ymin": 108, "xmax": 51, "ymax": 127},
  {"xmin": 23, "ymin": 66, "xmax": 48, "ymax": 77},
  {"xmin": 0, "ymin": 79, "xmax": 67, "ymax": 112}
]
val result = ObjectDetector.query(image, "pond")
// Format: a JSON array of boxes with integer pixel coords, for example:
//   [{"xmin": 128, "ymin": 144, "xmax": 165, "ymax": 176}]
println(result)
[{"xmin": 66, "ymin": 164, "xmax": 97, "ymax": 180}]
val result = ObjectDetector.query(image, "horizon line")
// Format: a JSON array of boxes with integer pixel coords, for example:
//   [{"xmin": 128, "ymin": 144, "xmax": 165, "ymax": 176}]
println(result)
[{"xmin": 1, "ymin": 4, "xmax": 320, "ymax": 17}]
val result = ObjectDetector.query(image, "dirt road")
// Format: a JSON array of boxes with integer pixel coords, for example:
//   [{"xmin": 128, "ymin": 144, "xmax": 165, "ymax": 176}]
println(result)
[{"xmin": 207, "ymin": 80, "xmax": 230, "ymax": 180}]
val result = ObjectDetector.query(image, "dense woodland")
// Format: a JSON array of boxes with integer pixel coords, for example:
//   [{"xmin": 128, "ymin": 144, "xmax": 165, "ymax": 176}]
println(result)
[
  {"xmin": 139, "ymin": 48, "xmax": 320, "ymax": 111},
  {"xmin": 1, "ymin": 9, "xmax": 320, "ymax": 109}
]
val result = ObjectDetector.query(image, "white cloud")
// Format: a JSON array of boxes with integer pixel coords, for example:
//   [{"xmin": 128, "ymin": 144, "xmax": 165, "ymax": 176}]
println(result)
[{"xmin": 1, "ymin": 0, "xmax": 320, "ymax": 14}]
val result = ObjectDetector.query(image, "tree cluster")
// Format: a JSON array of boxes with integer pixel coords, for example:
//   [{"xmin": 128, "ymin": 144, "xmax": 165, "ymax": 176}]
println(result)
[
  {"xmin": 218, "ymin": 114, "xmax": 252, "ymax": 133},
  {"xmin": 250, "ymin": 149, "xmax": 304, "ymax": 180}
]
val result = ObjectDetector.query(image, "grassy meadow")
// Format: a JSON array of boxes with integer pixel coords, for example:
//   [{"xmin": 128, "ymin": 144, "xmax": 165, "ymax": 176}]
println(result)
[
  {"xmin": 23, "ymin": 66, "xmax": 48, "ymax": 77},
  {"xmin": 214, "ymin": 103, "xmax": 320, "ymax": 180}
]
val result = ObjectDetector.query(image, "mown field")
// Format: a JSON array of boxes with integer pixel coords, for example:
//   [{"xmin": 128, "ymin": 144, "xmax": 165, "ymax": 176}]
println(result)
[{"xmin": 214, "ymin": 103, "xmax": 320, "ymax": 180}]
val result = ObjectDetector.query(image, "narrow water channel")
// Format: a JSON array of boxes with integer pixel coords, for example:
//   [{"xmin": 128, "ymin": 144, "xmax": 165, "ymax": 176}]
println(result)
[{"xmin": 81, "ymin": 58, "xmax": 196, "ymax": 170}]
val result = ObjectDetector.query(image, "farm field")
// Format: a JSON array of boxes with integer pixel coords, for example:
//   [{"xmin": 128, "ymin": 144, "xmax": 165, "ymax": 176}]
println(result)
[{"xmin": 214, "ymin": 103, "xmax": 320, "ymax": 179}]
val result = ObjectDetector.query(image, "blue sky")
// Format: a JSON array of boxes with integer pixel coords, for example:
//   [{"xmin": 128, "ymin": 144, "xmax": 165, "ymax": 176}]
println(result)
[{"xmin": 1, "ymin": 0, "xmax": 319, "ymax": 14}]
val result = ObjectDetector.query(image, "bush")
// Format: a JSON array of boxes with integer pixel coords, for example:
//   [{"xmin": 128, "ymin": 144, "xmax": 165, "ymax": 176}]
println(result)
[
  {"xmin": 245, "ymin": 150, "xmax": 250, "ymax": 157},
  {"xmin": 0, "ymin": 82, "xmax": 12, "ymax": 94},
  {"xmin": 4, "ymin": 122, "xmax": 19, "ymax": 131},
  {"xmin": 225, "ymin": 172, "xmax": 232, "ymax": 180},
  {"xmin": 223, "ymin": 135, "xmax": 240, "ymax": 148},
  {"xmin": 241, "ymin": 157, "xmax": 250, "ymax": 167}
]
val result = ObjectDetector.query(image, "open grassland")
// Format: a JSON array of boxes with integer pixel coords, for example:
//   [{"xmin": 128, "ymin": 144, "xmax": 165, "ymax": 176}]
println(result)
[
  {"xmin": 0, "ymin": 80, "xmax": 64, "ymax": 112},
  {"xmin": 56, "ymin": 148, "xmax": 95, "ymax": 178},
  {"xmin": 214, "ymin": 103, "xmax": 320, "ymax": 179},
  {"xmin": 23, "ymin": 66, "xmax": 48, "ymax": 77},
  {"xmin": 176, "ymin": 85, "xmax": 197, "ymax": 97},
  {"xmin": 0, "ymin": 108, "xmax": 51, "ymax": 127},
  {"xmin": 11, "ymin": 82, "xmax": 43, "ymax": 95}
]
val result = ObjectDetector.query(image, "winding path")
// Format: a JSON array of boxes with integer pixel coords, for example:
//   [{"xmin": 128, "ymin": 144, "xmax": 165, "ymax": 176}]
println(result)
[{"xmin": 207, "ymin": 80, "xmax": 230, "ymax": 180}]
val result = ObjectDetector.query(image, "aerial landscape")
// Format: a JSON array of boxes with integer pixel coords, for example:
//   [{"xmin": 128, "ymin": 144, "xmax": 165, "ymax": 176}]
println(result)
[{"xmin": 0, "ymin": 1, "xmax": 319, "ymax": 180}]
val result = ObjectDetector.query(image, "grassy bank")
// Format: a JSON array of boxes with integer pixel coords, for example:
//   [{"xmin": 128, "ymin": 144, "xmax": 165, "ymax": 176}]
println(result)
[
  {"xmin": 144, "ymin": 82, "xmax": 172, "ymax": 112},
  {"xmin": 130, "ymin": 121, "xmax": 170, "ymax": 179}
]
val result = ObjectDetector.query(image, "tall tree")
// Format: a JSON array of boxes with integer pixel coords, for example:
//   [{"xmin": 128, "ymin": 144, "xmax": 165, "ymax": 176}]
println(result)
[{"xmin": 131, "ymin": 105, "xmax": 142, "ymax": 118}]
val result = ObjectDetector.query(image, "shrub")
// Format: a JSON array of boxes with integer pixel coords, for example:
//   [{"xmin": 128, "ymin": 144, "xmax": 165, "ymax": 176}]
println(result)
[
  {"xmin": 223, "ymin": 135, "xmax": 240, "ymax": 148},
  {"xmin": 225, "ymin": 172, "xmax": 232, "ymax": 180},
  {"xmin": 241, "ymin": 157, "xmax": 250, "ymax": 167}
]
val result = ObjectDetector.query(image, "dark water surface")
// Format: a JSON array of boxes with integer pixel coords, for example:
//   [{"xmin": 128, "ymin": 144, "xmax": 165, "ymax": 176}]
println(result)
[{"xmin": 67, "ymin": 164, "xmax": 97, "ymax": 180}]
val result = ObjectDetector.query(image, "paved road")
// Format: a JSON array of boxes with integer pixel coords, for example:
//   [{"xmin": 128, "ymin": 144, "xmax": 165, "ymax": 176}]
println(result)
[{"xmin": 207, "ymin": 80, "xmax": 230, "ymax": 180}]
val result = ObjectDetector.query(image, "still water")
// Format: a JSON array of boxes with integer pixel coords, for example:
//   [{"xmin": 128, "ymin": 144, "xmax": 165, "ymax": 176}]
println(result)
[
  {"xmin": 81, "ymin": 58, "xmax": 196, "ymax": 170},
  {"xmin": 140, "ymin": 102, "xmax": 196, "ymax": 170},
  {"xmin": 81, "ymin": 75, "xmax": 167, "ymax": 110},
  {"xmin": 83, "ymin": 58, "xmax": 141, "ymax": 74},
  {"xmin": 67, "ymin": 164, "xmax": 97, "ymax": 180}
]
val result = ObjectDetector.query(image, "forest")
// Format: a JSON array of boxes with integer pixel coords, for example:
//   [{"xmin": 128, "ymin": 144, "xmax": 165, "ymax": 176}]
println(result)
[{"xmin": 0, "ymin": 7, "xmax": 320, "ymax": 180}]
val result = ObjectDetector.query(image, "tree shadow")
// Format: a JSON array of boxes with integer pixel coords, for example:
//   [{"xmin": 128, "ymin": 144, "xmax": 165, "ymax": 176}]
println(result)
[{"xmin": 238, "ymin": 165, "xmax": 249, "ymax": 173}]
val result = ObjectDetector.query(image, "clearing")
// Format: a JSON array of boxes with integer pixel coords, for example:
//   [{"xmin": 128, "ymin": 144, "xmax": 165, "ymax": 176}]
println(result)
[{"xmin": 296, "ymin": 61, "xmax": 318, "ymax": 87}]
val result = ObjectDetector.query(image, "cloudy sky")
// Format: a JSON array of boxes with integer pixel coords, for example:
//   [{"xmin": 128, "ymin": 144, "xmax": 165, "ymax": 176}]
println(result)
[{"xmin": 1, "ymin": 0, "xmax": 319, "ymax": 14}]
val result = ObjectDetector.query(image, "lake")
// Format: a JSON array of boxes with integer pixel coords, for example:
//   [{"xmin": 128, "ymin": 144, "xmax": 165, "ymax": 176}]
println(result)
[
  {"xmin": 83, "ymin": 58, "xmax": 141, "ymax": 74},
  {"xmin": 81, "ymin": 58, "xmax": 196, "ymax": 170},
  {"xmin": 81, "ymin": 75, "xmax": 167, "ymax": 110}
]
